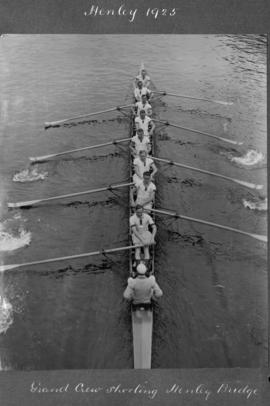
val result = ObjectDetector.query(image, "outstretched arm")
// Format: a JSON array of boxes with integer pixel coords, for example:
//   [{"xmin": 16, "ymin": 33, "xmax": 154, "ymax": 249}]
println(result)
[
  {"xmin": 123, "ymin": 278, "xmax": 135, "ymax": 300},
  {"xmin": 150, "ymin": 162, "xmax": 158, "ymax": 180},
  {"xmin": 130, "ymin": 186, "xmax": 137, "ymax": 207},
  {"xmin": 150, "ymin": 276, "xmax": 163, "ymax": 298},
  {"xmin": 149, "ymin": 120, "xmax": 155, "ymax": 135}
]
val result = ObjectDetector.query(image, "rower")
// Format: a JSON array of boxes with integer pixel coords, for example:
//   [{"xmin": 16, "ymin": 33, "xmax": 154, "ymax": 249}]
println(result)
[
  {"xmin": 134, "ymin": 80, "xmax": 151, "ymax": 102},
  {"xmin": 123, "ymin": 263, "xmax": 163, "ymax": 310},
  {"xmin": 134, "ymin": 94, "xmax": 152, "ymax": 117},
  {"xmin": 133, "ymin": 150, "xmax": 157, "ymax": 186},
  {"xmin": 129, "ymin": 205, "xmax": 156, "ymax": 262},
  {"xmin": 131, "ymin": 171, "xmax": 156, "ymax": 211},
  {"xmin": 136, "ymin": 69, "xmax": 151, "ymax": 88},
  {"xmin": 130, "ymin": 128, "xmax": 151, "ymax": 157},
  {"xmin": 135, "ymin": 109, "xmax": 155, "ymax": 137}
]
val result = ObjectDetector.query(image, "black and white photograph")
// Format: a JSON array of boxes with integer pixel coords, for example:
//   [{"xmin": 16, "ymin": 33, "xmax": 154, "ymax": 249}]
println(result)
[{"xmin": 0, "ymin": 34, "xmax": 267, "ymax": 373}]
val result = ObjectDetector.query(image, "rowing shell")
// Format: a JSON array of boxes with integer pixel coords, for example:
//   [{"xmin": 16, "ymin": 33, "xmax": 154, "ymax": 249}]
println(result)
[{"xmin": 129, "ymin": 63, "xmax": 156, "ymax": 369}]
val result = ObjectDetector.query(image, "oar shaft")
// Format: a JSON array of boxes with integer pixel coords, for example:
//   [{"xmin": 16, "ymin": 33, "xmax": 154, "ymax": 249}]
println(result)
[
  {"xmin": 0, "ymin": 244, "xmax": 143, "ymax": 272},
  {"xmin": 44, "ymin": 104, "xmax": 132, "ymax": 128},
  {"xmin": 151, "ymin": 208, "xmax": 267, "ymax": 242},
  {"xmin": 42, "ymin": 182, "xmax": 132, "ymax": 202},
  {"xmin": 152, "ymin": 156, "xmax": 260, "ymax": 190},
  {"xmin": 153, "ymin": 91, "xmax": 233, "ymax": 105},
  {"xmin": 154, "ymin": 119, "xmax": 237, "ymax": 144},
  {"xmin": 30, "ymin": 138, "xmax": 131, "ymax": 162},
  {"xmin": 8, "ymin": 182, "xmax": 133, "ymax": 208}
]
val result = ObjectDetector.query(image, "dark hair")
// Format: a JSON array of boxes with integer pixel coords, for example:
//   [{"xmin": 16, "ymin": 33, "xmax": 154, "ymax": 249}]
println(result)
[{"xmin": 135, "ymin": 204, "xmax": 143, "ymax": 210}]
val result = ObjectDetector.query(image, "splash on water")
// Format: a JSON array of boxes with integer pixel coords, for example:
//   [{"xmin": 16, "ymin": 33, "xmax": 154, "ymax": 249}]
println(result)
[
  {"xmin": 0, "ymin": 223, "xmax": 31, "ymax": 252},
  {"xmin": 13, "ymin": 167, "xmax": 48, "ymax": 182},
  {"xmin": 229, "ymin": 150, "xmax": 264, "ymax": 167},
  {"xmin": 243, "ymin": 197, "xmax": 267, "ymax": 211},
  {"xmin": 0, "ymin": 296, "xmax": 13, "ymax": 334}
]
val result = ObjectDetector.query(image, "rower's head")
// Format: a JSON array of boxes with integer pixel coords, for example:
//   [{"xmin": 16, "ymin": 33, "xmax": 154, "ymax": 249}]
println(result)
[
  {"xmin": 137, "ymin": 80, "xmax": 143, "ymax": 89},
  {"xmin": 139, "ymin": 109, "xmax": 146, "ymax": 119},
  {"xmin": 143, "ymin": 171, "xmax": 151, "ymax": 185},
  {"xmin": 141, "ymin": 69, "xmax": 146, "ymax": 78},
  {"xmin": 135, "ymin": 204, "xmax": 143, "ymax": 218},
  {"xmin": 136, "ymin": 262, "xmax": 147, "ymax": 275},
  {"xmin": 139, "ymin": 150, "xmax": 147, "ymax": 161},
  {"xmin": 137, "ymin": 128, "xmax": 144, "ymax": 140}
]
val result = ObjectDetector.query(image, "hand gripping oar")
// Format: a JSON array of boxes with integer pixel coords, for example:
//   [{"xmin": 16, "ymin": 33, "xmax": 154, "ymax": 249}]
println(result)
[
  {"xmin": 29, "ymin": 137, "xmax": 131, "ymax": 163},
  {"xmin": 153, "ymin": 91, "xmax": 233, "ymax": 106},
  {"xmin": 0, "ymin": 244, "xmax": 143, "ymax": 272},
  {"xmin": 44, "ymin": 104, "xmax": 133, "ymax": 129},
  {"xmin": 151, "ymin": 208, "xmax": 267, "ymax": 243},
  {"xmin": 153, "ymin": 119, "xmax": 243, "ymax": 146},
  {"xmin": 8, "ymin": 182, "xmax": 133, "ymax": 209},
  {"xmin": 152, "ymin": 157, "xmax": 263, "ymax": 190}
]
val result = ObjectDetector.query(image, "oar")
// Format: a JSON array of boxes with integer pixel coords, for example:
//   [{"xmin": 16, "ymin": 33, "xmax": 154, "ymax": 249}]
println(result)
[
  {"xmin": 29, "ymin": 137, "xmax": 131, "ymax": 163},
  {"xmin": 152, "ymin": 157, "xmax": 263, "ymax": 190},
  {"xmin": 0, "ymin": 244, "xmax": 143, "ymax": 272},
  {"xmin": 8, "ymin": 182, "xmax": 133, "ymax": 209},
  {"xmin": 153, "ymin": 119, "xmax": 243, "ymax": 146},
  {"xmin": 44, "ymin": 104, "xmax": 133, "ymax": 129},
  {"xmin": 153, "ymin": 91, "xmax": 233, "ymax": 106},
  {"xmin": 151, "ymin": 208, "xmax": 267, "ymax": 243}
]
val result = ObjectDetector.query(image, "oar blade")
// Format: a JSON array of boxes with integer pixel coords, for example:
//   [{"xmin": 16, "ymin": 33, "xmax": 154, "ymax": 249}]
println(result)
[
  {"xmin": 235, "ymin": 179, "xmax": 263, "ymax": 190},
  {"xmin": 29, "ymin": 154, "xmax": 52, "ymax": 163},
  {"xmin": 214, "ymin": 100, "xmax": 234, "ymax": 106},
  {"xmin": 8, "ymin": 199, "xmax": 39, "ymax": 209},
  {"xmin": 251, "ymin": 234, "xmax": 268, "ymax": 242},
  {"xmin": 217, "ymin": 136, "xmax": 243, "ymax": 145},
  {"xmin": 44, "ymin": 121, "xmax": 61, "ymax": 129},
  {"xmin": 0, "ymin": 264, "xmax": 18, "ymax": 272}
]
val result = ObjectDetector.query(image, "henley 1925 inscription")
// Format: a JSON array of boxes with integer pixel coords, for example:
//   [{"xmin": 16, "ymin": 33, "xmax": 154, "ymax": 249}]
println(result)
[{"xmin": 84, "ymin": 4, "xmax": 177, "ymax": 22}]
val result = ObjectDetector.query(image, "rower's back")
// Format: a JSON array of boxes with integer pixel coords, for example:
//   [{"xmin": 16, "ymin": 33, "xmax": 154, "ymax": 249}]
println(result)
[{"xmin": 127, "ymin": 274, "xmax": 162, "ymax": 304}]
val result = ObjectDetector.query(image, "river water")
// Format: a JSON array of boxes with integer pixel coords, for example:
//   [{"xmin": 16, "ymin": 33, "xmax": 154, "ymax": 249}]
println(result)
[{"xmin": 0, "ymin": 34, "xmax": 267, "ymax": 369}]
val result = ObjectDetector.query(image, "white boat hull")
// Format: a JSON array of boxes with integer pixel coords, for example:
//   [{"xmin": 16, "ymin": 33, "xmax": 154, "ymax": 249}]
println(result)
[{"xmin": 132, "ymin": 308, "xmax": 153, "ymax": 369}]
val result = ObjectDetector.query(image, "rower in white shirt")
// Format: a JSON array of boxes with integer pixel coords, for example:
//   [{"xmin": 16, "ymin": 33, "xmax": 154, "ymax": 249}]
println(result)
[
  {"xmin": 131, "ymin": 171, "xmax": 156, "ymax": 211},
  {"xmin": 134, "ymin": 80, "xmax": 151, "ymax": 102},
  {"xmin": 129, "ymin": 205, "xmax": 156, "ymax": 261},
  {"xmin": 136, "ymin": 69, "xmax": 151, "ymax": 88},
  {"xmin": 135, "ymin": 109, "xmax": 155, "ymax": 136},
  {"xmin": 130, "ymin": 128, "xmax": 150, "ymax": 157},
  {"xmin": 134, "ymin": 94, "xmax": 152, "ymax": 117},
  {"xmin": 133, "ymin": 150, "xmax": 157, "ymax": 186}
]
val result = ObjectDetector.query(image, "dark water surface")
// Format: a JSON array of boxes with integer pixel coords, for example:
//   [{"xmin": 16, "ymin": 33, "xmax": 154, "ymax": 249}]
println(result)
[{"xmin": 0, "ymin": 35, "xmax": 267, "ymax": 369}]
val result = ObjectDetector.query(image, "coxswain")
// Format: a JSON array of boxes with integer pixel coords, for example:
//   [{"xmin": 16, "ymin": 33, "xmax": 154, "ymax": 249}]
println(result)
[
  {"xmin": 134, "ymin": 94, "xmax": 152, "ymax": 117},
  {"xmin": 130, "ymin": 128, "xmax": 150, "ymax": 157},
  {"xmin": 135, "ymin": 109, "xmax": 155, "ymax": 136},
  {"xmin": 134, "ymin": 80, "xmax": 151, "ymax": 102},
  {"xmin": 129, "ymin": 205, "xmax": 156, "ymax": 261},
  {"xmin": 133, "ymin": 150, "xmax": 157, "ymax": 186},
  {"xmin": 123, "ymin": 263, "xmax": 163, "ymax": 308},
  {"xmin": 131, "ymin": 171, "xmax": 156, "ymax": 211}
]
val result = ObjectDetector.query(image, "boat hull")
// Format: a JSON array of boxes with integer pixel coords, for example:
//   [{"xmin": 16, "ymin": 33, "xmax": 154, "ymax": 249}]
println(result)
[
  {"xmin": 132, "ymin": 308, "xmax": 153, "ymax": 369},
  {"xmin": 129, "ymin": 63, "xmax": 157, "ymax": 369}
]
